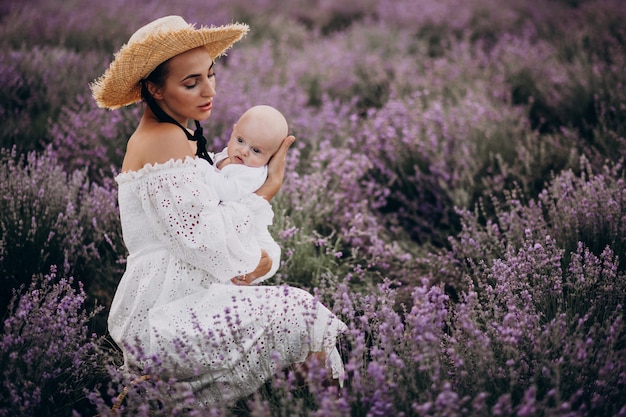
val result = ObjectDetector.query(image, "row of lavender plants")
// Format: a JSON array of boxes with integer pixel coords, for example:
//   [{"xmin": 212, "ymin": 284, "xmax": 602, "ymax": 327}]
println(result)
[{"xmin": 1, "ymin": 0, "xmax": 625, "ymax": 415}]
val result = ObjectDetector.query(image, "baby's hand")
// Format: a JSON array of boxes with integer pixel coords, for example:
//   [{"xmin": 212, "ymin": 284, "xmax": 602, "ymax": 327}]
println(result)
[{"xmin": 216, "ymin": 157, "xmax": 231, "ymax": 169}]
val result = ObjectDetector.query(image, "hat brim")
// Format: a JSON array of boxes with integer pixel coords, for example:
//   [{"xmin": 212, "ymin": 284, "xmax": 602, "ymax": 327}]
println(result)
[{"xmin": 91, "ymin": 22, "xmax": 249, "ymax": 109}]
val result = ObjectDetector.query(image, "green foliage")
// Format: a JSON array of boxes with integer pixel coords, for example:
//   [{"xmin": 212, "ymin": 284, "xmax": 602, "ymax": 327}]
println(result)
[
  {"xmin": 0, "ymin": 148, "xmax": 125, "ymax": 330},
  {"xmin": 539, "ymin": 157, "xmax": 626, "ymax": 270},
  {"xmin": 269, "ymin": 193, "xmax": 355, "ymax": 290}
]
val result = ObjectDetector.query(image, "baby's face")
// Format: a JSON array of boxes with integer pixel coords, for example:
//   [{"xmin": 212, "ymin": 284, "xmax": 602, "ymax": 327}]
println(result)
[{"xmin": 226, "ymin": 119, "xmax": 282, "ymax": 167}]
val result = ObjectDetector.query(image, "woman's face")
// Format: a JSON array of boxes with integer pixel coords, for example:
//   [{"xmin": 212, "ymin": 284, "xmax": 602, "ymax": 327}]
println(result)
[{"xmin": 151, "ymin": 47, "xmax": 216, "ymax": 125}]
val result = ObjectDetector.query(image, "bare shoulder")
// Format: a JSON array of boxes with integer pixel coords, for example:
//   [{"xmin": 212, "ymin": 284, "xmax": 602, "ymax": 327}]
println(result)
[{"xmin": 122, "ymin": 123, "xmax": 195, "ymax": 172}]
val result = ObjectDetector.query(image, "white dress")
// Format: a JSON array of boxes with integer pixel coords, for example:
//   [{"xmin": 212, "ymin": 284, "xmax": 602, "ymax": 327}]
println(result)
[{"xmin": 109, "ymin": 157, "xmax": 347, "ymax": 405}]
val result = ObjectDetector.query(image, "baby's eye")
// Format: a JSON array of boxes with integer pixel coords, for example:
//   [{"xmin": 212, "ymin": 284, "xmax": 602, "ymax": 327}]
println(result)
[
  {"xmin": 252, "ymin": 148, "xmax": 261, "ymax": 154},
  {"xmin": 236, "ymin": 137, "xmax": 244, "ymax": 144}
]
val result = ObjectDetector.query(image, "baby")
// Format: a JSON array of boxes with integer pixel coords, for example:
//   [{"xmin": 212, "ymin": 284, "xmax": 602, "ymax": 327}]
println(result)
[
  {"xmin": 205, "ymin": 105, "xmax": 289, "ymax": 284},
  {"xmin": 207, "ymin": 105, "xmax": 288, "ymax": 201}
]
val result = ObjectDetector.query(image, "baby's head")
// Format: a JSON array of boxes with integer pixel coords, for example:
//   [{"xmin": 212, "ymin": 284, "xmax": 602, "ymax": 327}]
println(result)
[{"xmin": 227, "ymin": 105, "xmax": 288, "ymax": 167}]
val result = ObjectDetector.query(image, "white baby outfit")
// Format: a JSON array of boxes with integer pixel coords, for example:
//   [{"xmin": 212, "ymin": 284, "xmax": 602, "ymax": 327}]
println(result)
[
  {"xmin": 109, "ymin": 157, "xmax": 346, "ymax": 405},
  {"xmin": 205, "ymin": 148, "xmax": 267, "ymax": 202},
  {"xmin": 203, "ymin": 148, "xmax": 279, "ymax": 283}
]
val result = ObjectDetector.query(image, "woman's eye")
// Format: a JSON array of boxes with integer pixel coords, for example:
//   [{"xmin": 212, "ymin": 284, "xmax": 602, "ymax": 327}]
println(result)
[{"xmin": 184, "ymin": 82, "xmax": 197, "ymax": 89}]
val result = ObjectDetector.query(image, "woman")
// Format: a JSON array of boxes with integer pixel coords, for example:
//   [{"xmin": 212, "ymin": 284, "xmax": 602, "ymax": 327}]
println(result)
[{"xmin": 91, "ymin": 15, "xmax": 346, "ymax": 405}]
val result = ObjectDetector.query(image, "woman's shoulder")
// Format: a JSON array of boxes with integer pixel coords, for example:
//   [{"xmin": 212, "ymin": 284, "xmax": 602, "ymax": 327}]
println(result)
[{"xmin": 122, "ymin": 123, "xmax": 195, "ymax": 173}]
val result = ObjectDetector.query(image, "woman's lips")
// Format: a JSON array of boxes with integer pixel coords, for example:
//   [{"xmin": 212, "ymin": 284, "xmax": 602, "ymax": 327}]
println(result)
[{"xmin": 199, "ymin": 102, "xmax": 212, "ymax": 111}]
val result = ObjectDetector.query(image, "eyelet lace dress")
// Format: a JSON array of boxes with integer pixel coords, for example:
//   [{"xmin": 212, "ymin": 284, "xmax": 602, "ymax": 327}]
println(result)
[{"xmin": 109, "ymin": 157, "xmax": 347, "ymax": 405}]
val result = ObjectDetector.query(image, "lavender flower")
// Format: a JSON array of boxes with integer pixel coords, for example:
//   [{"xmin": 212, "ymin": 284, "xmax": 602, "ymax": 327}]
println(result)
[{"xmin": 0, "ymin": 266, "xmax": 102, "ymax": 417}]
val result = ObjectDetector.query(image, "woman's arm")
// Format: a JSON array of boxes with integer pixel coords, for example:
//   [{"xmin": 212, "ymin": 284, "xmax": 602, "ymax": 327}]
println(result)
[
  {"xmin": 255, "ymin": 135, "xmax": 295, "ymax": 201},
  {"xmin": 231, "ymin": 249, "xmax": 272, "ymax": 285},
  {"xmin": 138, "ymin": 160, "xmax": 264, "ymax": 283}
]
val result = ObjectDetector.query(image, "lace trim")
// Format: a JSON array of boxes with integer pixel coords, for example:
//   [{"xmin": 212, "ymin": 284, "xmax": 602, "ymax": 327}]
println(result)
[{"xmin": 115, "ymin": 156, "xmax": 207, "ymax": 184}]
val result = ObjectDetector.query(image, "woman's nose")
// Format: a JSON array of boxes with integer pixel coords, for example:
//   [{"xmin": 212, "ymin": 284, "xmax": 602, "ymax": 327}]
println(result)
[{"xmin": 202, "ymin": 80, "xmax": 216, "ymax": 97}]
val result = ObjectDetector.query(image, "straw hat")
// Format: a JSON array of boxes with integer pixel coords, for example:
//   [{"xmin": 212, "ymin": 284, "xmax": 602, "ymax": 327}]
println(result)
[{"xmin": 91, "ymin": 15, "xmax": 249, "ymax": 109}]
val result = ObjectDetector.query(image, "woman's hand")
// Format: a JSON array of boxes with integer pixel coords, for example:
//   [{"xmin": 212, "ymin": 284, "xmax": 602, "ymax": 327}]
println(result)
[
  {"xmin": 231, "ymin": 249, "xmax": 272, "ymax": 285},
  {"xmin": 255, "ymin": 135, "xmax": 295, "ymax": 201}
]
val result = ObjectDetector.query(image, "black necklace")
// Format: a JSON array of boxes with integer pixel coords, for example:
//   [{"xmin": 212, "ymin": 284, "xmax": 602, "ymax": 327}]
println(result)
[{"xmin": 146, "ymin": 96, "xmax": 213, "ymax": 165}]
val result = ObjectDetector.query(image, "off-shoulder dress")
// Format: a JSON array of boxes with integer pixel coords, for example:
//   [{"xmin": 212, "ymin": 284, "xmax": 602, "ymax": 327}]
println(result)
[{"xmin": 108, "ymin": 157, "xmax": 346, "ymax": 404}]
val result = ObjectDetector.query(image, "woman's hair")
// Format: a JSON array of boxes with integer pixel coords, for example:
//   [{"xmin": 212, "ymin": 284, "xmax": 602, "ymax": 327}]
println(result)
[{"xmin": 140, "ymin": 59, "xmax": 171, "ymax": 101}]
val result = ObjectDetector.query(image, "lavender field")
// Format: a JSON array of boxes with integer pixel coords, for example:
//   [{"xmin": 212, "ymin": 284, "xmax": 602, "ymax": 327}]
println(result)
[{"xmin": 1, "ymin": 0, "xmax": 626, "ymax": 415}]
